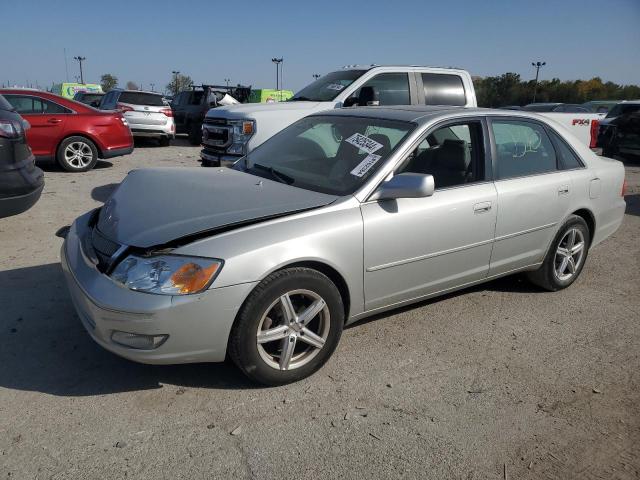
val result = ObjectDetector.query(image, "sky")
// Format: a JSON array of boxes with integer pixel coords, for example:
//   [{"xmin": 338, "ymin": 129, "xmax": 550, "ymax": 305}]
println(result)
[{"xmin": 3, "ymin": 0, "xmax": 640, "ymax": 92}]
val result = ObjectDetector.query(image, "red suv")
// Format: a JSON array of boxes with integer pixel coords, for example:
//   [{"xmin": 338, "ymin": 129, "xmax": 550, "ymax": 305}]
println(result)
[{"xmin": 0, "ymin": 89, "xmax": 133, "ymax": 172}]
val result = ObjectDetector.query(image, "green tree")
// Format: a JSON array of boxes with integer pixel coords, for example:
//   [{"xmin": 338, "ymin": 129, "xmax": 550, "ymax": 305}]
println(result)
[
  {"xmin": 166, "ymin": 74, "xmax": 193, "ymax": 95},
  {"xmin": 100, "ymin": 73, "xmax": 118, "ymax": 92}
]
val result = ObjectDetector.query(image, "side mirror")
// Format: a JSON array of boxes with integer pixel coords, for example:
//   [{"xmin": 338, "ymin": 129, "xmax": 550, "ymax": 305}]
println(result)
[
  {"xmin": 369, "ymin": 173, "xmax": 435, "ymax": 201},
  {"xmin": 359, "ymin": 86, "xmax": 379, "ymax": 107},
  {"xmin": 343, "ymin": 96, "xmax": 359, "ymax": 108}
]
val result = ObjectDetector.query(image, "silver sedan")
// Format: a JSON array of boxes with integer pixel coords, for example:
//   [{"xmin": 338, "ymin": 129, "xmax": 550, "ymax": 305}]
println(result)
[{"xmin": 61, "ymin": 106, "xmax": 627, "ymax": 385}]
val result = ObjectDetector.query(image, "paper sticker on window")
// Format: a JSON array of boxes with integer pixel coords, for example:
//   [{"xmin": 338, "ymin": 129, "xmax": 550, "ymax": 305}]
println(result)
[
  {"xmin": 350, "ymin": 154, "xmax": 382, "ymax": 177},
  {"xmin": 345, "ymin": 133, "xmax": 383, "ymax": 154},
  {"xmin": 325, "ymin": 83, "xmax": 345, "ymax": 91}
]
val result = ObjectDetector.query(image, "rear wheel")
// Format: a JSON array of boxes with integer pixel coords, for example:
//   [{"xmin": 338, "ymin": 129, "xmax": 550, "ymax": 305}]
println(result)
[
  {"xmin": 228, "ymin": 268, "xmax": 344, "ymax": 386},
  {"xmin": 527, "ymin": 215, "xmax": 590, "ymax": 291},
  {"xmin": 57, "ymin": 136, "xmax": 98, "ymax": 172}
]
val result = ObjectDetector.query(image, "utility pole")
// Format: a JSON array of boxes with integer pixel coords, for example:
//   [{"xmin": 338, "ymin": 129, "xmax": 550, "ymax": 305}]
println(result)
[
  {"xmin": 73, "ymin": 56, "xmax": 86, "ymax": 84},
  {"xmin": 271, "ymin": 57, "xmax": 283, "ymax": 92},
  {"xmin": 531, "ymin": 61, "xmax": 546, "ymax": 103},
  {"xmin": 313, "ymin": 73, "xmax": 321, "ymax": 80},
  {"xmin": 171, "ymin": 70, "xmax": 180, "ymax": 95}
]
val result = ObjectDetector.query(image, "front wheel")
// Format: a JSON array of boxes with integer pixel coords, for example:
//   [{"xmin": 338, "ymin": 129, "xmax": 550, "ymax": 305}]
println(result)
[
  {"xmin": 228, "ymin": 268, "xmax": 344, "ymax": 386},
  {"xmin": 527, "ymin": 215, "xmax": 590, "ymax": 291},
  {"xmin": 57, "ymin": 136, "xmax": 98, "ymax": 172}
]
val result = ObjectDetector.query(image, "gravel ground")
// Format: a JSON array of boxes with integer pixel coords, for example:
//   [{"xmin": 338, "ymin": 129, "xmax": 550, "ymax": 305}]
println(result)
[{"xmin": 1, "ymin": 139, "xmax": 639, "ymax": 480}]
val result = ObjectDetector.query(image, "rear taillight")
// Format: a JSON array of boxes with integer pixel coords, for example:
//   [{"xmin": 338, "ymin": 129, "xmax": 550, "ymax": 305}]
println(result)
[
  {"xmin": 621, "ymin": 178, "xmax": 628, "ymax": 197},
  {"xmin": 0, "ymin": 119, "xmax": 22, "ymax": 139},
  {"xmin": 117, "ymin": 103, "xmax": 134, "ymax": 112},
  {"xmin": 160, "ymin": 107, "xmax": 173, "ymax": 117},
  {"xmin": 589, "ymin": 119, "xmax": 599, "ymax": 149}
]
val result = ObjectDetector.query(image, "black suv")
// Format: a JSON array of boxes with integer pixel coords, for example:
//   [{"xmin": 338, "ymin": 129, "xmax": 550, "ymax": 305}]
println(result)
[
  {"xmin": 597, "ymin": 101, "xmax": 640, "ymax": 159},
  {"xmin": 73, "ymin": 91, "xmax": 105, "ymax": 108},
  {"xmin": 171, "ymin": 85, "xmax": 251, "ymax": 144},
  {"xmin": 0, "ymin": 94, "xmax": 44, "ymax": 218}
]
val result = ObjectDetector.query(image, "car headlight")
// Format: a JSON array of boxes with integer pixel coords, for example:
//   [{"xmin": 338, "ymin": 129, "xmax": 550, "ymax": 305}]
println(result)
[
  {"xmin": 110, "ymin": 254, "xmax": 223, "ymax": 295},
  {"xmin": 227, "ymin": 119, "xmax": 255, "ymax": 155}
]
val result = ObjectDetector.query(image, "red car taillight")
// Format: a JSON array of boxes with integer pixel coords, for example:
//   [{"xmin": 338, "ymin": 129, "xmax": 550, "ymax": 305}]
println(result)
[
  {"xmin": 621, "ymin": 178, "xmax": 628, "ymax": 197},
  {"xmin": 0, "ymin": 118, "xmax": 23, "ymax": 139},
  {"xmin": 117, "ymin": 103, "xmax": 134, "ymax": 112},
  {"xmin": 589, "ymin": 119, "xmax": 599, "ymax": 149},
  {"xmin": 160, "ymin": 107, "xmax": 173, "ymax": 117}
]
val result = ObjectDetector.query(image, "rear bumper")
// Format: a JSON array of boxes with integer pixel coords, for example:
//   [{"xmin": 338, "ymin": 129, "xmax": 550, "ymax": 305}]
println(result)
[
  {"xmin": 0, "ymin": 180, "xmax": 44, "ymax": 218},
  {"xmin": 102, "ymin": 145, "xmax": 134, "ymax": 159}
]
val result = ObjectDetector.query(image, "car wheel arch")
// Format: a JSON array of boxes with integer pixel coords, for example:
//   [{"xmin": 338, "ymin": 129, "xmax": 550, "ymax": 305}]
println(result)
[
  {"xmin": 56, "ymin": 133, "xmax": 104, "ymax": 158},
  {"xmin": 252, "ymin": 259, "xmax": 352, "ymax": 322},
  {"xmin": 571, "ymin": 208, "xmax": 595, "ymax": 246}
]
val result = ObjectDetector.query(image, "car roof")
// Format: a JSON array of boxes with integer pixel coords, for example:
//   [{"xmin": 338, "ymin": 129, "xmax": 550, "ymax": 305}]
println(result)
[
  {"xmin": 312, "ymin": 105, "xmax": 552, "ymax": 125},
  {"xmin": 112, "ymin": 89, "xmax": 163, "ymax": 95}
]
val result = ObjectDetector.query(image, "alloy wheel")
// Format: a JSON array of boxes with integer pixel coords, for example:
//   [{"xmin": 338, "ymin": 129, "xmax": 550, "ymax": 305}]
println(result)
[
  {"xmin": 554, "ymin": 228, "xmax": 586, "ymax": 281},
  {"xmin": 64, "ymin": 141, "xmax": 93, "ymax": 168},
  {"xmin": 256, "ymin": 289, "xmax": 330, "ymax": 371}
]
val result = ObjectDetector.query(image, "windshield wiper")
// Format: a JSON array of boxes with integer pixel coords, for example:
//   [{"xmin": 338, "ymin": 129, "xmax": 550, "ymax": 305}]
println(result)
[{"xmin": 251, "ymin": 163, "xmax": 294, "ymax": 185}]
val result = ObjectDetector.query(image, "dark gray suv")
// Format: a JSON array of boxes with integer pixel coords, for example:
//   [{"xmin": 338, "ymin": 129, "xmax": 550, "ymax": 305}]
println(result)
[{"xmin": 0, "ymin": 94, "xmax": 44, "ymax": 218}]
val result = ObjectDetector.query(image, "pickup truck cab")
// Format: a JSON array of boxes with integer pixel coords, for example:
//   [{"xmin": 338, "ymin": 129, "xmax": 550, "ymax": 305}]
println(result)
[{"xmin": 200, "ymin": 65, "xmax": 477, "ymax": 166}]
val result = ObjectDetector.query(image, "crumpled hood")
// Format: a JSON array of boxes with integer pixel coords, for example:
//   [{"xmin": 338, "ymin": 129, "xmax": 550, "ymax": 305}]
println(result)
[
  {"xmin": 208, "ymin": 101, "xmax": 324, "ymax": 119},
  {"xmin": 97, "ymin": 168, "xmax": 337, "ymax": 248}
]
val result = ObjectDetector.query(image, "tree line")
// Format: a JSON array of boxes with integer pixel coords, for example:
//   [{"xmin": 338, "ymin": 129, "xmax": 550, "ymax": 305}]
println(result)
[
  {"xmin": 473, "ymin": 73, "xmax": 640, "ymax": 107},
  {"xmin": 100, "ymin": 73, "xmax": 193, "ymax": 94}
]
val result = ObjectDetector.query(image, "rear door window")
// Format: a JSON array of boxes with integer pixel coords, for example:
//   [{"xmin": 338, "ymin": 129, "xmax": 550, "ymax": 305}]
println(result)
[
  {"xmin": 491, "ymin": 120, "xmax": 557, "ymax": 179},
  {"xmin": 118, "ymin": 92, "xmax": 165, "ymax": 106},
  {"xmin": 548, "ymin": 129, "xmax": 584, "ymax": 170},
  {"xmin": 352, "ymin": 73, "xmax": 411, "ymax": 106},
  {"xmin": 422, "ymin": 73, "xmax": 466, "ymax": 106}
]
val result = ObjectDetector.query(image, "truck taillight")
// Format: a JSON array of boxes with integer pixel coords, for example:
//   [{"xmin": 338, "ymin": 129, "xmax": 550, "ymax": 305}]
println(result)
[
  {"xmin": 117, "ymin": 103, "xmax": 133, "ymax": 112},
  {"xmin": 589, "ymin": 119, "xmax": 599, "ymax": 149},
  {"xmin": 160, "ymin": 108, "xmax": 173, "ymax": 117}
]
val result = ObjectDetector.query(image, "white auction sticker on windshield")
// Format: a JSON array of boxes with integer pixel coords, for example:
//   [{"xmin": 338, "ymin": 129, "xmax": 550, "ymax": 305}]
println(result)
[
  {"xmin": 345, "ymin": 133, "xmax": 383, "ymax": 154},
  {"xmin": 325, "ymin": 83, "xmax": 345, "ymax": 91},
  {"xmin": 350, "ymin": 154, "xmax": 382, "ymax": 177}
]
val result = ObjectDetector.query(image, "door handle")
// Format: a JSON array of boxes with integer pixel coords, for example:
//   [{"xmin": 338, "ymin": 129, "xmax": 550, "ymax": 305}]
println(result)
[
  {"xmin": 473, "ymin": 202, "xmax": 492, "ymax": 214},
  {"xmin": 558, "ymin": 185, "xmax": 570, "ymax": 195},
  {"xmin": 47, "ymin": 118, "xmax": 61, "ymax": 124}
]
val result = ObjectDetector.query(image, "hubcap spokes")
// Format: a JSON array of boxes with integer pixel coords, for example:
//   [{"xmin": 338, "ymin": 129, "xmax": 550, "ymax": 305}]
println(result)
[
  {"xmin": 256, "ymin": 289, "xmax": 330, "ymax": 371},
  {"xmin": 64, "ymin": 142, "xmax": 92, "ymax": 168},
  {"xmin": 554, "ymin": 228, "xmax": 585, "ymax": 281}
]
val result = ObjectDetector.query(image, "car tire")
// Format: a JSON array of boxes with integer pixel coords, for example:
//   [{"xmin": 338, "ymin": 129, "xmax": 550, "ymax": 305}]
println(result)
[
  {"xmin": 188, "ymin": 123, "xmax": 202, "ymax": 145},
  {"xmin": 57, "ymin": 136, "xmax": 98, "ymax": 172},
  {"xmin": 228, "ymin": 267, "xmax": 344, "ymax": 386},
  {"xmin": 158, "ymin": 137, "xmax": 171, "ymax": 147},
  {"xmin": 526, "ymin": 215, "xmax": 590, "ymax": 291}
]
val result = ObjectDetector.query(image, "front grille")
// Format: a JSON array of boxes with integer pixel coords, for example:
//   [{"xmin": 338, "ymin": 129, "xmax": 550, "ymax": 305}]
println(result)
[
  {"xmin": 90, "ymin": 227, "xmax": 123, "ymax": 272},
  {"xmin": 203, "ymin": 117, "xmax": 227, "ymax": 126}
]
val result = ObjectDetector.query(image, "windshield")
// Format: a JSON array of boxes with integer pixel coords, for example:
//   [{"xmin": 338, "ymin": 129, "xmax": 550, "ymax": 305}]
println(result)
[
  {"xmin": 290, "ymin": 70, "xmax": 367, "ymax": 102},
  {"xmin": 607, "ymin": 104, "xmax": 640, "ymax": 118},
  {"xmin": 237, "ymin": 115, "xmax": 415, "ymax": 196},
  {"xmin": 119, "ymin": 92, "xmax": 165, "ymax": 106}
]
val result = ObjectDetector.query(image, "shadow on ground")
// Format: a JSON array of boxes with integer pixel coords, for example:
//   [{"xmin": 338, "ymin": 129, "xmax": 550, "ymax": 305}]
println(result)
[
  {"xmin": 625, "ymin": 194, "xmax": 639, "ymax": 217},
  {"xmin": 133, "ymin": 136, "xmax": 194, "ymax": 149},
  {"xmin": 38, "ymin": 160, "xmax": 113, "ymax": 172}
]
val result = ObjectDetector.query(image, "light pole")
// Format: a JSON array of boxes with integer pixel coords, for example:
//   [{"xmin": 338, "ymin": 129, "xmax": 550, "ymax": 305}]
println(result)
[
  {"xmin": 150, "ymin": 83, "xmax": 155, "ymax": 92},
  {"xmin": 312, "ymin": 74, "xmax": 321, "ymax": 80},
  {"xmin": 73, "ymin": 56, "xmax": 86, "ymax": 84},
  {"xmin": 531, "ymin": 61, "xmax": 546, "ymax": 103},
  {"xmin": 271, "ymin": 57, "xmax": 283, "ymax": 92},
  {"xmin": 171, "ymin": 70, "xmax": 180, "ymax": 95},
  {"xmin": 224, "ymin": 78, "xmax": 230, "ymax": 88}
]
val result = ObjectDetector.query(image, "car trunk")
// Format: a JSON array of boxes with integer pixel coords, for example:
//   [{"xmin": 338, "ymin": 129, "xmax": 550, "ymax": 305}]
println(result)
[{"xmin": 118, "ymin": 92, "xmax": 168, "ymax": 126}]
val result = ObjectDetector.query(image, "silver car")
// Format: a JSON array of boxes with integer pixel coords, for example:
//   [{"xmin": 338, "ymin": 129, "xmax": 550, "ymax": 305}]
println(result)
[
  {"xmin": 61, "ymin": 106, "xmax": 626, "ymax": 385},
  {"xmin": 99, "ymin": 89, "xmax": 175, "ymax": 146}
]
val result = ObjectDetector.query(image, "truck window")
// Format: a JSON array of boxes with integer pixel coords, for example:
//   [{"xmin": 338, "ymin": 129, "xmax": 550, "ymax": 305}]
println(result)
[
  {"xmin": 422, "ymin": 73, "xmax": 466, "ymax": 106},
  {"xmin": 352, "ymin": 73, "xmax": 411, "ymax": 106}
]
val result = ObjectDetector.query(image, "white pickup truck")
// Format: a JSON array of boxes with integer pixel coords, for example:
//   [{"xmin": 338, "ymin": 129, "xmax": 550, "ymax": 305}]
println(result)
[
  {"xmin": 200, "ymin": 65, "xmax": 602, "ymax": 166},
  {"xmin": 200, "ymin": 65, "xmax": 477, "ymax": 166}
]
